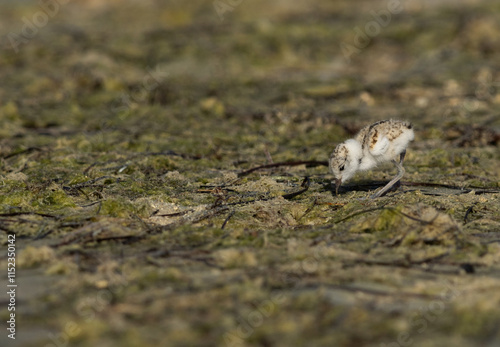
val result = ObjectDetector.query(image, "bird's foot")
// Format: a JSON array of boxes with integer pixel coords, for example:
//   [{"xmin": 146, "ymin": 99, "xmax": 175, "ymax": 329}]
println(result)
[{"xmin": 369, "ymin": 192, "xmax": 384, "ymax": 199}]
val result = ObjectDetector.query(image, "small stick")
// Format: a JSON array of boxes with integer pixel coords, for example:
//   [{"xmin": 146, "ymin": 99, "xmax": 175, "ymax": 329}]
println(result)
[
  {"xmin": 282, "ymin": 177, "xmax": 310, "ymax": 200},
  {"xmin": 464, "ymin": 204, "xmax": 476, "ymax": 224},
  {"xmin": 238, "ymin": 160, "xmax": 327, "ymax": 178},
  {"xmin": 2, "ymin": 147, "xmax": 43, "ymax": 159},
  {"xmin": 221, "ymin": 211, "xmax": 235, "ymax": 229}
]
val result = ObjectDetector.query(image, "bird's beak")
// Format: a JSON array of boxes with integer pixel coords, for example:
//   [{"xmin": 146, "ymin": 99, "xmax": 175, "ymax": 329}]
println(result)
[{"xmin": 335, "ymin": 178, "xmax": 342, "ymax": 195}]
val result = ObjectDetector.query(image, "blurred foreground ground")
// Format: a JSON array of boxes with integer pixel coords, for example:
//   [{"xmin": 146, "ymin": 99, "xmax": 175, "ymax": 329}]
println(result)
[{"xmin": 0, "ymin": 0, "xmax": 500, "ymax": 346}]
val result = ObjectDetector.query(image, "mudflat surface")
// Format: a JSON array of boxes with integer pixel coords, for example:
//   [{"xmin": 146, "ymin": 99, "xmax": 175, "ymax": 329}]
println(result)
[{"xmin": 0, "ymin": 1, "xmax": 499, "ymax": 346}]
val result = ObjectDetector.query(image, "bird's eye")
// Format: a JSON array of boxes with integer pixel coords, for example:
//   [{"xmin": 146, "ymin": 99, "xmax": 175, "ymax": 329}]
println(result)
[{"xmin": 339, "ymin": 165, "xmax": 345, "ymax": 171}]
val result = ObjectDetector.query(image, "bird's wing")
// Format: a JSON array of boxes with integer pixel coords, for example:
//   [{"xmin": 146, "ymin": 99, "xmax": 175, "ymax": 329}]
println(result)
[{"xmin": 370, "ymin": 136, "xmax": 390, "ymax": 156}]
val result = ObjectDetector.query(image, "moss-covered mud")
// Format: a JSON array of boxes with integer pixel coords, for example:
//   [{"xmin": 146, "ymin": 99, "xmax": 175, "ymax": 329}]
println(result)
[{"xmin": 1, "ymin": 1, "xmax": 500, "ymax": 346}]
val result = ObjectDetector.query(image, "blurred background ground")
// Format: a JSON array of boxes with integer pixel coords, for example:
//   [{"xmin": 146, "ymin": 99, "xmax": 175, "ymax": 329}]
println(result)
[{"xmin": 0, "ymin": 0, "xmax": 500, "ymax": 346}]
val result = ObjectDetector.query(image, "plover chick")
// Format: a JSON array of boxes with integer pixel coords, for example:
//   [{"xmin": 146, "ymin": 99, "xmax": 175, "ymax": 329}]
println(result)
[{"xmin": 329, "ymin": 119, "xmax": 414, "ymax": 198}]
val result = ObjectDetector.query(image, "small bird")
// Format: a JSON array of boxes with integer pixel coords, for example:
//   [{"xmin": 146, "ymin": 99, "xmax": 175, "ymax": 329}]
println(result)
[{"xmin": 329, "ymin": 119, "xmax": 414, "ymax": 198}]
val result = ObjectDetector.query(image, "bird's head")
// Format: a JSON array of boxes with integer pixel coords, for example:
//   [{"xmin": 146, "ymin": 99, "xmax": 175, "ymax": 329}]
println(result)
[{"xmin": 329, "ymin": 139, "xmax": 362, "ymax": 194}]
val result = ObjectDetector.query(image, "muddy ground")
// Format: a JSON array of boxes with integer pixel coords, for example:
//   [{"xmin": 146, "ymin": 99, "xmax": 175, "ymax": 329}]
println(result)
[{"xmin": 0, "ymin": 0, "xmax": 500, "ymax": 346}]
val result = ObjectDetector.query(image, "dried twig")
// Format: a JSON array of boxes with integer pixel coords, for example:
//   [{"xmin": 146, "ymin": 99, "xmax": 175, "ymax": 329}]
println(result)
[
  {"xmin": 237, "ymin": 160, "xmax": 327, "ymax": 178},
  {"xmin": 334, "ymin": 206, "xmax": 435, "ymax": 225},
  {"xmin": 464, "ymin": 204, "xmax": 477, "ymax": 224},
  {"xmin": 150, "ymin": 206, "xmax": 230, "ymax": 234},
  {"xmin": 403, "ymin": 181, "xmax": 500, "ymax": 194},
  {"xmin": 282, "ymin": 177, "xmax": 310, "ymax": 200},
  {"xmin": 221, "ymin": 210, "xmax": 235, "ymax": 229},
  {"xmin": 334, "ymin": 206, "xmax": 387, "ymax": 224},
  {"xmin": 2, "ymin": 147, "xmax": 43, "ymax": 159},
  {"xmin": 152, "ymin": 210, "xmax": 193, "ymax": 218}
]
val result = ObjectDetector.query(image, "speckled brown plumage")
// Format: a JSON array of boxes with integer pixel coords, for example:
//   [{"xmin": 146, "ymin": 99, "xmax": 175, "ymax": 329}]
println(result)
[{"xmin": 357, "ymin": 119, "xmax": 412, "ymax": 150}]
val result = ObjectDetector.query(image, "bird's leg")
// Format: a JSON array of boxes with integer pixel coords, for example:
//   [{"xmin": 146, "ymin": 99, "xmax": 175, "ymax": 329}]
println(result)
[
  {"xmin": 370, "ymin": 150, "xmax": 406, "ymax": 199},
  {"xmin": 392, "ymin": 150, "xmax": 406, "ymax": 190}
]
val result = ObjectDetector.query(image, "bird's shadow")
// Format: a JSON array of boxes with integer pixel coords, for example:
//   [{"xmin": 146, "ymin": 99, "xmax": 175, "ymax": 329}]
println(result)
[{"xmin": 324, "ymin": 180, "xmax": 399, "ymax": 198}]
